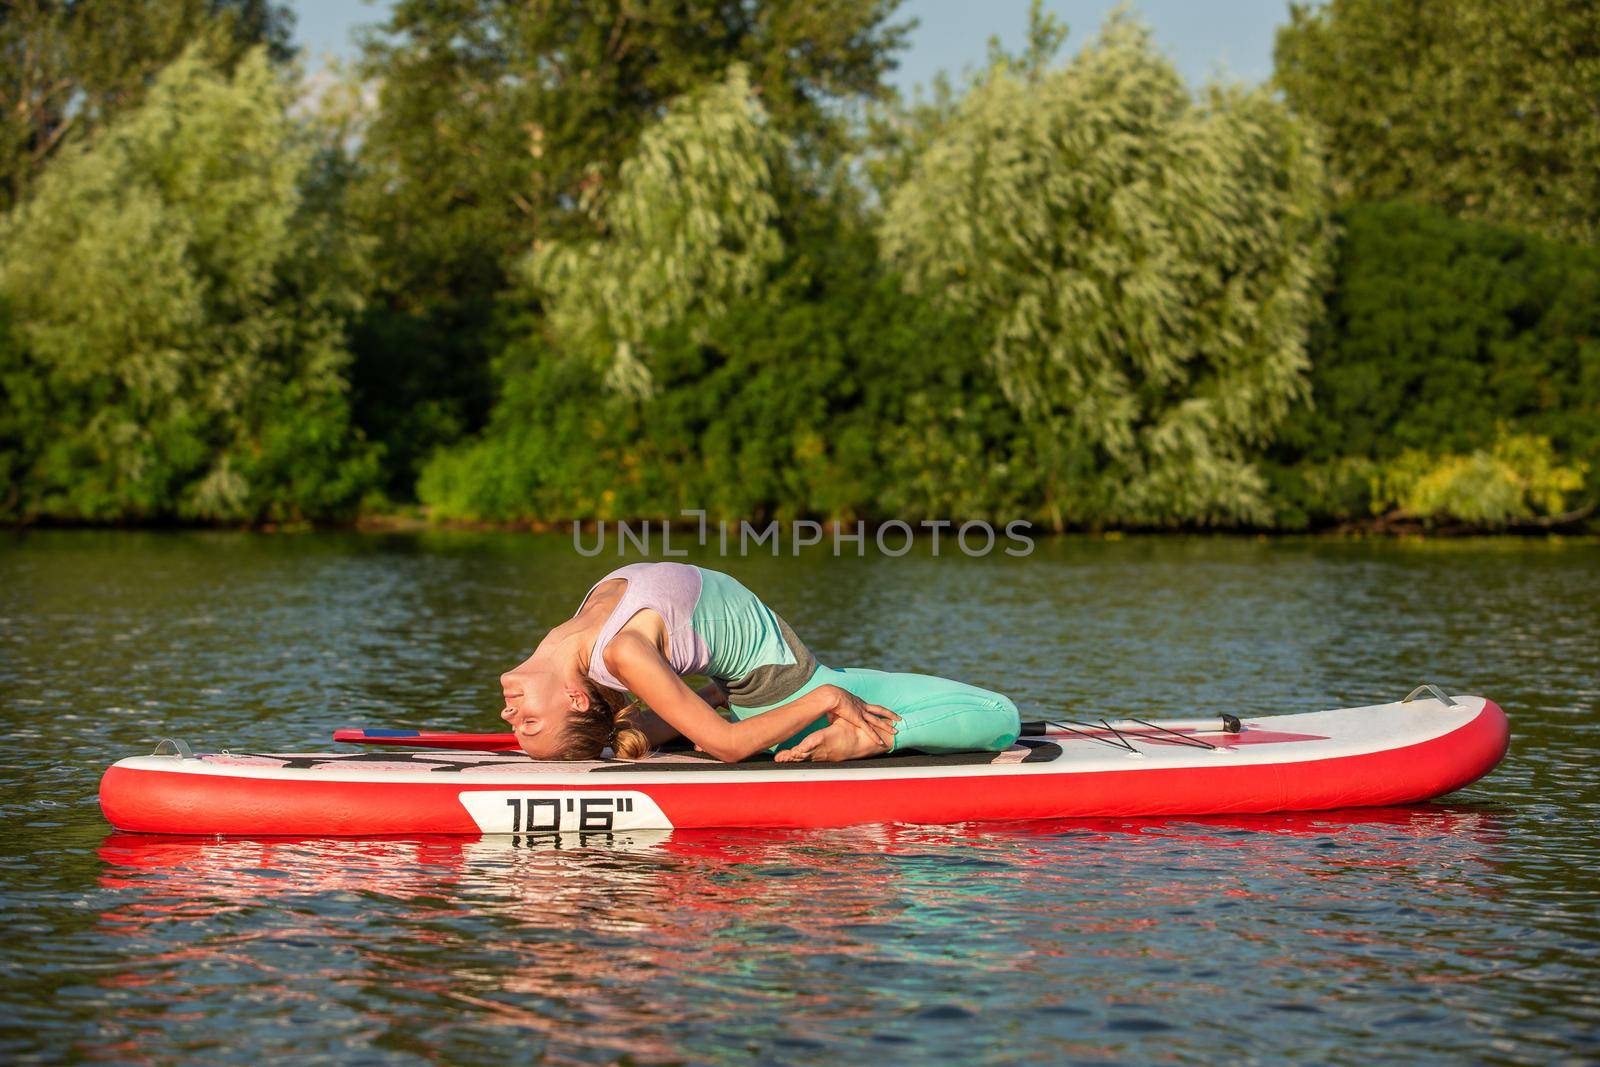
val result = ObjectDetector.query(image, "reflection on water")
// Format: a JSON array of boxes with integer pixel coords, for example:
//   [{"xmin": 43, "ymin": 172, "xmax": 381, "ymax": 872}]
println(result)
[
  {"xmin": 84, "ymin": 809, "xmax": 1525, "ymax": 1064},
  {"xmin": 3, "ymin": 532, "xmax": 1598, "ymax": 1062}
]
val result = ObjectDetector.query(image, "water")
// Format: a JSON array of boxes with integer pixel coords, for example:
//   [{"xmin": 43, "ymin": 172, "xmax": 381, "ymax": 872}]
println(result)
[{"xmin": 2, "ymin": 531, "xmax": 1596, "ymax": 1063}]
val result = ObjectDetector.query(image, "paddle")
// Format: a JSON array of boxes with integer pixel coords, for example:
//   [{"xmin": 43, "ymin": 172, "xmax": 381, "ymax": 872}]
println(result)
[
  {"xmin": 332, "ymin": 728, "xmax": 521, "ymax": 751},
  {"xmin": 333, "ymin": 714, "xmax": 1242, "ymax": 752}
]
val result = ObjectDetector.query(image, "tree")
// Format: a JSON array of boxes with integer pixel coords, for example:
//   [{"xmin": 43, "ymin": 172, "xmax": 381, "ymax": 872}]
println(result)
[
  {"xmin": 0, "ymin": 0, "xmax": 294, "ymax": 214},
  {"xmin": 881, "ymin": 13, "xmax": 1333, "ymax": 528},
  {"xmin": 1268, "ymin": 202, "xmax": 1600, "ymax": 528},
  {"xmin": 523, "ymin": 66, "xmax": 784, "ymax": 398},
  {"xmin": 0, "ymin": 47, "xmax": 374, "ymax": 523},
  {"xmin": 418, "ymin": 210, "xmax": 1026, "ymax": 525},
  {"xmin": 1275, "ymin": 0, "xmax": 1600, "ymax": 244},
  {"xmin": 347, "ymin": 0, "xmax": 911, "ymax": 497}
]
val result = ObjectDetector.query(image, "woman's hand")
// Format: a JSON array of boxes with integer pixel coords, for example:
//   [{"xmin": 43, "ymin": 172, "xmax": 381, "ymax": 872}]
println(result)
[
  {"xmin": 695, "ymin": 679, "xmax": 729, "ymax": 709},
  {"xmin": 820, "ymin": 686, "xmax": 899, "ymax": 750},
  {"xmin": 610, "ymin": 639, "xmax": 901, "ymax": 763},
  {"xmin": 775, "ymin": 719, "xmax": 891, "ymax": 763}
]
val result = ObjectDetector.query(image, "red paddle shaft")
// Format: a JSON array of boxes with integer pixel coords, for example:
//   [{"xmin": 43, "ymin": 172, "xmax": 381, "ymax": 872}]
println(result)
[
  {"xmin": 331, "ymin": 729, "xmax": 521, "ymax": 751},
  {"xmin": 333, "ymin": 715, "xmax": 1241, "ymax": 753}
]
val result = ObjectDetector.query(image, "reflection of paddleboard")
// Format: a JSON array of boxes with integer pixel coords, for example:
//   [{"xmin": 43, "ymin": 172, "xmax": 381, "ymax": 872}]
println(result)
[{"xmin": 98, "ymin": 692, "xmax": 1508, "ymax": 837}]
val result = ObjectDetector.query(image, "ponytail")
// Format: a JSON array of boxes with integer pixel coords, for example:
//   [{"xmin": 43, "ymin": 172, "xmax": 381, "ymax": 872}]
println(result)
[
  {"xmin": 610, "ymin": 701, "xmax": 653, "ymax": 761},
  {"xmin": 553, "ymin": 679, "xmax": 654, "ymax": 761}
]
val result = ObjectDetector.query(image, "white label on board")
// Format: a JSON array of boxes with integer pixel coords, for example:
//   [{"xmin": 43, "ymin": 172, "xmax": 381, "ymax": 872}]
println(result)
[{"xmin": 457, "ymin": 790, "xmax": 671, "ymax": 834}]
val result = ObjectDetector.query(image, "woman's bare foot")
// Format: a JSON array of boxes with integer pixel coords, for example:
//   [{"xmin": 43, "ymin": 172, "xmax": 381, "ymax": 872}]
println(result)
[{"xmin": 774, "ymin": 719, "xmax": 892, "ymax": 763}]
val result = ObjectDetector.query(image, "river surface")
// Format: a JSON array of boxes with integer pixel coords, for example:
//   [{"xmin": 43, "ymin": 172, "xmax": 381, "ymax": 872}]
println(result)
[{"xmin": 2, "ymin": 531, "xmax": 1596, "ymax": 1063}]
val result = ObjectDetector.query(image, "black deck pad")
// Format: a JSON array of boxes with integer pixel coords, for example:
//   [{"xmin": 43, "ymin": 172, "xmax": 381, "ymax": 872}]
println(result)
[
  {"xmin": 590, "ymin": 743, "xmax": 1054, "ymax": 773},
  {"xmin": 247, "ymin": 751, "xmax": 513, "ymax": 772}
]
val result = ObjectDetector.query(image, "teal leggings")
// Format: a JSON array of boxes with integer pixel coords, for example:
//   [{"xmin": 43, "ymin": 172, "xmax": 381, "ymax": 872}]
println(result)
[{"xmin": 730, "ymin": 665, "xmax": 1021, "ymax": 755}]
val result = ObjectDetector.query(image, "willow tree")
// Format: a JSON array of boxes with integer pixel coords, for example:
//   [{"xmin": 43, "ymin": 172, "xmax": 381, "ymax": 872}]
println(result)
[
  {"xmin": 348, "ymin": 0, "xmax": 908, "ymax": 494},
  {"xmin": 0, "ymin": 47, "xmax": 374, "ymax": 523},
  {"xmin": 419, "ymin": 67, "xmax": 787, "ymax": 518},
  {"xmin": 881, "ymin": 15, "xmax": 1333, "ymax": 527},
  {"xmin": 1275, "ymin": 0, "xmax": 1600, "ymax": 244},
  {"xmin": 521, "ymin": 65, "xmax": 784, "ymax": 398}
]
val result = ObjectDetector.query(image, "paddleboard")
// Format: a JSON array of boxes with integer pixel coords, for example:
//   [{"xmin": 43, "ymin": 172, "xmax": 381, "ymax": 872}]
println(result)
[{"xmin": 98, "ymin": 691, "xmax": 1508, "ymax": 836}]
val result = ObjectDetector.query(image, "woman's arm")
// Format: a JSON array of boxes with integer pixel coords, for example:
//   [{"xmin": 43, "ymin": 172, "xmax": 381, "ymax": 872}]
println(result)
[
  {"xmin": 625, "ymin": 704, "xmax": 682, "ymax": 747},
  {"xmin": 606, "ymin": 634, "xmax": 896, "ymax": 762}
]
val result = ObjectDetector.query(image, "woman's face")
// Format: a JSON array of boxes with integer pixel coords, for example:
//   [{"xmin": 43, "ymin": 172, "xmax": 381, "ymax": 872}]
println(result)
[{"xmin": 500, "ymin": 666, "xmax": 574, "ymax": 759}]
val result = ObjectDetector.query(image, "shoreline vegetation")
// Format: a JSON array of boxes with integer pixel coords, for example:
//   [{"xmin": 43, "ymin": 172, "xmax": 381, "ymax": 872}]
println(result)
[
  {"xmin": 362, "ymin": 516, "xmax": 1600, "ymax": 540},
  {"xmin": 10, "ymin": 510, "xmax": 1597, "ymax": 542},
  {"xmin": 2, "ymin": 1, "xmax": 1596, "ymax": 537}
]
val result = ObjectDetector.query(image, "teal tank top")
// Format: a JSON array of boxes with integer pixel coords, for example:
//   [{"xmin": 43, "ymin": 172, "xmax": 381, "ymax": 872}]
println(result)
[{"xmin": 583, "ymin": 564, "xmax": 817, "ymax": 706}]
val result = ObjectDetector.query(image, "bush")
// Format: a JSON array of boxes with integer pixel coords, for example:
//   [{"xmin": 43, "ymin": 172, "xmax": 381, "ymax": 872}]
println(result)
[
  {"xmin": 1270, "ymin": 202, "xmax": 1600, "ymax": 527},
  {"xmin": 1378, "ymin": 434, "xmax": 1586, "ymax": 526}
]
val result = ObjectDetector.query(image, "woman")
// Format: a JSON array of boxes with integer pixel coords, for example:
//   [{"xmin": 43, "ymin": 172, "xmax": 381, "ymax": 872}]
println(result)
[{"xmin": 500, "ymin": 562, "xmax": 1020, "ymax": 763}]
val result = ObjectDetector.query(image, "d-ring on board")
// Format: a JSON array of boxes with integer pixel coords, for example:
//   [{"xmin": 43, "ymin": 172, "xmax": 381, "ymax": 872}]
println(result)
[{"xmin": 1403, "ymin": 684, "xmax": 1458, "ymax": 707}]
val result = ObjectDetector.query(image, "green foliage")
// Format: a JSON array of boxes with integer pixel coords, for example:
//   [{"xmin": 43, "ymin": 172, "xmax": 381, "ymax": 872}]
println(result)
[
  {"xmin": 1378, "ymin": 434, "xmax": 1587, "ymax": 527},
  {"xmin": 355, "ymin": 0, "xmax": 908, "ymax": 266},
  {"xmin": 1275, "ymin": 0, "xmax": 1600, "ymax": 243},
  {"xmin": 3, "ymin": 0, "xmax": 1593, "ymax": 535},
  {"xmin": 881, "ymin": 13, "xmax": 1333, "ymax": 527},
  {"xmin": 1270, "ymin": 202, "xmax": 1600, "ymax": 527},
  {"xmin": 345, "ymin": 0, "xmax": 910, "ymax": 496},
  {"xmin": 524, "ymin": 67, "xmax": 785, "ymax": 398},
  {"xmin": 0, "ymin": 47, "xmax": 374, "ymax": 523},
  {"xmin": 420, "ymin": 216, "xmax": 1028, "ymax": 524},
  {"xmin": 0, "ymin": 0, "xmax": 294, "ymax": 213},
  {"xmin": 355, "ymin": 0, "xmax": 908, "ymax": 270},
  {"xmin": 1275, "ymin": 435, "xmax": 1587, "ymax": 529},
  {"xmin": 864, "ymin": 1, "xmax": 1067, "ymax": 203}
]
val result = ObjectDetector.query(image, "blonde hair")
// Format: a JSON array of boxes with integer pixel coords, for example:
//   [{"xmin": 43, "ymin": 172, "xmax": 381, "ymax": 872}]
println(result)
[{"xmin": 558, "ymin": 679, "xmax": 652, "ymax": 760}]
